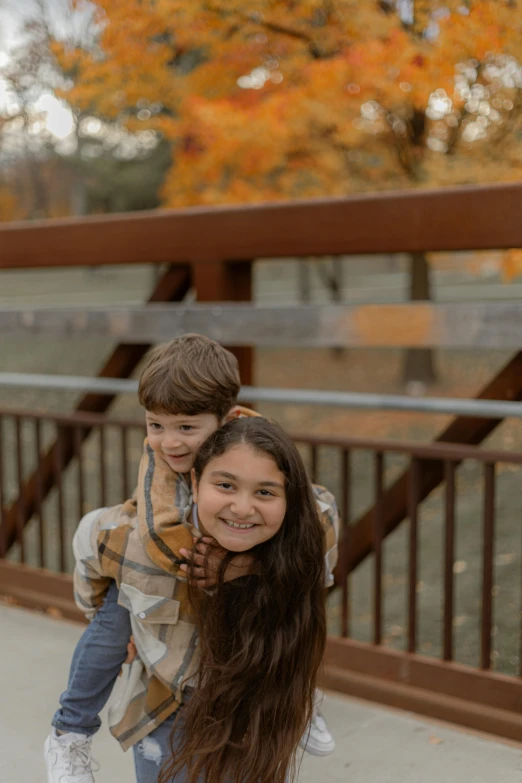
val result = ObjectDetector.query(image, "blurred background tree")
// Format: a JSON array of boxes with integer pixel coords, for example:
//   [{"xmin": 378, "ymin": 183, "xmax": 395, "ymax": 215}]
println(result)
[{"xmin": 53, "ymin": 1, "xmax": 522, "ymax": 203}]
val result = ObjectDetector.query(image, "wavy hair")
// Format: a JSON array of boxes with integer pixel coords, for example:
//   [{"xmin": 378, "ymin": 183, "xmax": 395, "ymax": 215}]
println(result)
[{"xmin": 158, "ymin": 417, "xmax": 327, "ymax": 783}]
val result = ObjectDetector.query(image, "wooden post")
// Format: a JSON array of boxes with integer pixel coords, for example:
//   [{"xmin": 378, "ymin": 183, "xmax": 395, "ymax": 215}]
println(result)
[{"xmin": 191, "ymin": 260, "xmax": 253, "ymax": 386}]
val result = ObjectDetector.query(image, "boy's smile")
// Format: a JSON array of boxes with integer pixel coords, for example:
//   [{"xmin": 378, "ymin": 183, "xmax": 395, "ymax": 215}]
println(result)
[{"xmin": 145, "ymin": 410, "xmax": 220, "ymax": 475}]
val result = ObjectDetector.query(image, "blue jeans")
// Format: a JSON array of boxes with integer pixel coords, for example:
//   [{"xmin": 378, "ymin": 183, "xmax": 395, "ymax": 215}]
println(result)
[
  {"xmin": 133, "ymin": 705, "xmax": 291, "ymax": 783},
  {"xmin": 52, "ymin": 581, "xmax": 132, "ymax": 735},
  {"xmin": 133, "ymin": 707, "xmax": 183, "ymax": 783}
]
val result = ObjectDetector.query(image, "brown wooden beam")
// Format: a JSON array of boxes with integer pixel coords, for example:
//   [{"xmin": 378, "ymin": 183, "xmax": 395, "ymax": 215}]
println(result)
[
  {"xmin": 192, "ymin": 261, "xmax": 253, "ymax": 386},
  {"xmin": 341, "ymin": 351, "xmax": 522, "ymax": 575},
  {"xmin": 1, "ymin": 266, "xmax": 191, "ymax": 551},
  {"xmin": 323, "ymin": 637, "xmax": 522, "ymax": 743},
  {"xmin": 4, "ymin": 301, "xmax": 522, "ymax": 348},
  {"xmin": 0, "ymin": 560, "xmax": 86, "ymax": 623},
  {"xmin": 1, "ymin": 181, "xmax": 521, "ymax": 270}
]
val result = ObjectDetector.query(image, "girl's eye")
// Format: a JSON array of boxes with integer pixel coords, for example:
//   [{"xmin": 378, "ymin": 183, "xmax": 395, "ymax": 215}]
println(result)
[
  {"xmin": 180, "ymin": 425, "xmax": 193, "ymax": 432},
  {"xmin": 258, "ymin": 489, "xmax": 275, "ymax": 497},
  {"xmin": 217, "ymin": 482, "xmax": 234, "ymax": 490}
]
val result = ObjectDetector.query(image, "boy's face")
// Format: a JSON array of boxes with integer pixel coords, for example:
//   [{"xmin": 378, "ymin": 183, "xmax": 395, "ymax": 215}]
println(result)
[{"xmin": 145, "ymin": 410, "xmax": 220, "ymax": 475}]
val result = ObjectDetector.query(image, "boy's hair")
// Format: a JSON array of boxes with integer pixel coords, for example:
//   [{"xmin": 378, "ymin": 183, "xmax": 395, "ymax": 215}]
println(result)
[{"xmin": 138, "ymin": 334, "xmax": 240, "ymax": 421}]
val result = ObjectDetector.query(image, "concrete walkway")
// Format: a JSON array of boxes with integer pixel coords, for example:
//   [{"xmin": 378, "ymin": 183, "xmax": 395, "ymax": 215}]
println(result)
[{"xmin": 2, "ymin": 602, "xmax": 522, "ymax": 783}]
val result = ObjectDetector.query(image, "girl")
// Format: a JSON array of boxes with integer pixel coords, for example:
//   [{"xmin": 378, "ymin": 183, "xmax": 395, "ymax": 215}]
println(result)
[{"xmin": 156, "ymin": 416, "xmax": 327, "ymax": 783}]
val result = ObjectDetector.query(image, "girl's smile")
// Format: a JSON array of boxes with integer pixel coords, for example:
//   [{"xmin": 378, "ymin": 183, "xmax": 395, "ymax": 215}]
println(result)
[{"xmin": 192, "ymin": 443, "xmax": 287, "ymax": 552}]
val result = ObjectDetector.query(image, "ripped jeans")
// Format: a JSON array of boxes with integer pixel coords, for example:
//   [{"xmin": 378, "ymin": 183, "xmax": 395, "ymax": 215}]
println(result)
[
  {"xmin": 133, "ymin": 705, "xmax": 183, "ymax": 783},
  {"xmin": 133, "ymin": 704, "xmax": 291, "ymax": 783}
]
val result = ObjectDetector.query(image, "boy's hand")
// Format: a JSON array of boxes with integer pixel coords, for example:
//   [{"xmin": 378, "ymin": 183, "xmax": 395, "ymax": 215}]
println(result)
[
  {"xmin": 179, "ymin": 538, "xmax": 255, "ymax": 588},
  {"xmin": 120, "ymin": 636, "xmax": 137, "ymax": 671}
]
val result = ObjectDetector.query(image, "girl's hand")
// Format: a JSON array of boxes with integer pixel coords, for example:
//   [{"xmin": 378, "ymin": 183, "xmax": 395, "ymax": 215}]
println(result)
[{"xmin": 179, "ymin": 538, "xmax": 255, "ymax": 588}]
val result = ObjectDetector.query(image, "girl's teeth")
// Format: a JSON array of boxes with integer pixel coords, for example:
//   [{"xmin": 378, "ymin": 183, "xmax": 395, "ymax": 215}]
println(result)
[{"xmin": 225, "ymin": 520, "xmax": 254, "ymax": 529}]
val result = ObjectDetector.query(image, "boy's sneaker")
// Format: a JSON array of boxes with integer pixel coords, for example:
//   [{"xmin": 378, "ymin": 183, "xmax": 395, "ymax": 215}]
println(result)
[
  {"xmin": 299, "ymin": 702, "xmax": 336, "ymax": 756},
  {"xmin": 44, "ymin": 729, "xmax": 98, "ymax": 783}
]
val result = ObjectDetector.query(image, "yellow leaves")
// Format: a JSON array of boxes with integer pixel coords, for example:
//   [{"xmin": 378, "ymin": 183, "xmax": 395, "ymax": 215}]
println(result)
[{"xmin": 48, "ymin": 0, "xmax": 522, "ymax": 207}]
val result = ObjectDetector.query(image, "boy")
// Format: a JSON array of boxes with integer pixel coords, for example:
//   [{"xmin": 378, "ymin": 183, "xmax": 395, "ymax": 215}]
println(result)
[{"xmin": 44, "ymin": 334, "xmax": 338, "ymax": 783}]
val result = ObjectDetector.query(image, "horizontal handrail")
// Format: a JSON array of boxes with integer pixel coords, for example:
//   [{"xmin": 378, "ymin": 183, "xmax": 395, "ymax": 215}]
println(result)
[
  {"xmin": 1, "ymin": 181, "xmax": 521, "ymax": 270},
  {"xmin": 1, "ymin": 373, "xmax": 522, "ymax": 421},
  {"xmin": 1, "ymin": 404, "xmax": 522, "ymax": 463}
]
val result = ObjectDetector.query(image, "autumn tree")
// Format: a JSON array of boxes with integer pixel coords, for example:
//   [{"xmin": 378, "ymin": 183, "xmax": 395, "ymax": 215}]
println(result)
[{"xmin": 55, "ymin": 1, "xmax": 522, "ymax": 201}]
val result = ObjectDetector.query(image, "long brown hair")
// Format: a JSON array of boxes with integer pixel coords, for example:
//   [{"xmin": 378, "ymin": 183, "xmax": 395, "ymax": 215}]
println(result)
[{"xmin": 159, "ymin": 417, "xmax": 327, "ymax": 783}]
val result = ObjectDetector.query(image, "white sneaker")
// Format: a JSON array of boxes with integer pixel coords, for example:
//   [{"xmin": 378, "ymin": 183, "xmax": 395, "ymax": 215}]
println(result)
[
  {"xmin": 299, "ymin": 703, "xmax": 336, "ymax": 756},
  {"xmin": 44, "ymin": 729, "xmax": 99, "ymax": 783}
]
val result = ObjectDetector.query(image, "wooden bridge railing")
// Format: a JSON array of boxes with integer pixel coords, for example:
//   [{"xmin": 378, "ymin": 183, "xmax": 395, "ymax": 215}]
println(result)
[
  {"xmin": 2, "ymin": 407, "xmax": 522, "ymax": 742},
  {"xmin": 1, "ymin": 181, "xmax": 522, "ymax": 597}
]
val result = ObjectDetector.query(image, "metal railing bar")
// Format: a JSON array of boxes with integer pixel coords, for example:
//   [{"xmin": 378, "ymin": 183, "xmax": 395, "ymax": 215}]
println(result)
[
  {"xmin": 74, "ymin": 426, "xmax": 85, "ymax": 524},
  {"xmin": 341, "ymin": 448, "xmax": 351, "ymax": 638},
  {"xmin": 443, "ymin": 461, "xmax": 456, "ymax": 662},
  {"xmin": 120, "ymin": 426, "xmax": 129, "ymax": 502},
  {"xmin": 34, "ymin": 418, "xmax": 45, "ymax": 568},
  {"xmin": 15, "ymin": 416, "xmax": 25, "ymax": 564},
  {"xmin": 2, "ymin": 373, "xmax": 522, "ymax": 421},
  {"xmin": 99, "ymin": 425, "xmax": 107, "ymax": 508},
  {"xmin": 407, "ymin": 458, "xmax": 420, "ymax": 654},
  {"xmin": 481, "ymin": 463, "xmax": 496, "ymax": 671},
  {"xmin": 373, "ymin": 452, "xmax": 384, "ymax": 646},
  {"xmin": 55, "ymin": 426, "xmax": 66, "ymax": 572},
  {"xmin": 1, "ymin": 405, "xmax": 521, "ymax": 466}
]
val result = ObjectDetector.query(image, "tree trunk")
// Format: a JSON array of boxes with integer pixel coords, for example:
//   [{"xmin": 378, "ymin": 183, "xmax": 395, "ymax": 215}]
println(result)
[{"xmin": 403, "ymin": 252, "xmax": 437, "ymax": 388}]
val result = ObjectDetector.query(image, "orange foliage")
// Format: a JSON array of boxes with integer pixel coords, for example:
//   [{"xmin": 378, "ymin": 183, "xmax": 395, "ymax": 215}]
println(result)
[{"xmin": 53, "ymin": 0, "xmax": 522, "ymax": 210}]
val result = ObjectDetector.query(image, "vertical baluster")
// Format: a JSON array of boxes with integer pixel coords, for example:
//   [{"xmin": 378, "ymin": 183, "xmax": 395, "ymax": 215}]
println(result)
[
  {"xmin": 407, "ymin": 457, "xmax": 420, "ymax": 653},
  {"xmin": 121, "ymin": 426, "xmax": 129, "ymax": 501},
  {"xmin": 74, "ymin": 426, "xmax": 85, "ymax": 521},
  {"xmin": 481, "ymin": 462, "xmax": 495, "ymax": 670},
  {"xmin": 34, "ymin": 418, "xmax": 45, "ymax": 568},
  {"xmin": 341, "ymin": 448, "xmax": 351, "ymax": 638},
  {"xmin": 443, "ymin": 460, "xmax": 456, "ymax": 661},
  {"xmin": 55, "ymin": 424, "xmax": 66, "ymax": 572},
  {"xmin": 15, "ymin": 416, "xmax": 25, "ymax": 563},
  {"xmin": 99, "ymin": 425, "xmax": 107, "ymax": 507},
  {"xmin": 310, "ymin": 445, "xmax": 318, "ymax": 485},
  {"xmin": 373, "ymin": 451, "xmax": 384, "ymax": 645},
  {"xmin": 0, "ymin": 415, "xmax": 5, "ymax": 558}
]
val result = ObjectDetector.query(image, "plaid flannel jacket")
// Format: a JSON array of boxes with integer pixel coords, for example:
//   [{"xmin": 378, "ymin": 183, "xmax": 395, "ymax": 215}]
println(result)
[{"xmin": 72, "ymin": 407, "xmax": 339, "ymax": 751}]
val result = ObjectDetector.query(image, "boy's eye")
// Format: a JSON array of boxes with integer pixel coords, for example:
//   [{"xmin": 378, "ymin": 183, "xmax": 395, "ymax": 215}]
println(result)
[
  {"xmin": 217, "ymin": 482, "xmax": 234, "ymax": 490},
  {"xmin": 148, "ymin": 422, "xmax": 163, "ymax": 431}
]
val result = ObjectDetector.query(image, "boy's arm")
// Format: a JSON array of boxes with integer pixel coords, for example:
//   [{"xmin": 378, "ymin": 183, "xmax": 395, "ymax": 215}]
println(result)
[
  {"xmin": 311, "ymin": 484, "xmax": 340, "ymax": 588},
  {"xmin": 136, "ymin": 438, "xmax": 194, "ymax": 575}
]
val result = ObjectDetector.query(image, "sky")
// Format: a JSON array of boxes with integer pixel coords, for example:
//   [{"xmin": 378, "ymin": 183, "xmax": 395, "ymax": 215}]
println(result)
[{"xmin": 0, "ymin": 1, "xmax": 79, "ymax": 142}]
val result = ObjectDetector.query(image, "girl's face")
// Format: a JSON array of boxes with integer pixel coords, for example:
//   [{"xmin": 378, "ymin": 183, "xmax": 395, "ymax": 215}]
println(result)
[{"xmin": 192, "ymin": 443, "xmax": 287, "ymax": 552}]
